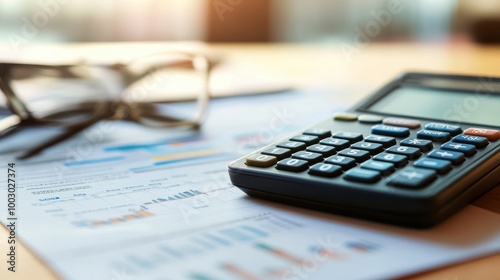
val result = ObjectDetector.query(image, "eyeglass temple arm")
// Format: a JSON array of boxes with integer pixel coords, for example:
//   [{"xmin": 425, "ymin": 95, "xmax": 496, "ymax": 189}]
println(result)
[{"xmin": 0, "ymin": 67, "xmax": 33, "ymax": 121}]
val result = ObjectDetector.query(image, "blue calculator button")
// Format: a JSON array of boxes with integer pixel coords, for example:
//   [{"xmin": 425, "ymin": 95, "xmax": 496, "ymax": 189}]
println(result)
[
  {"xmin": 364, "ymin": 135, "xmax": 397, "ymax": 148},
  {"xmin": 414, "ymin": 158, "xmax": 452, "ymax": 174},
  {"xmin": 360, "ymin": 160, "xmax": 395, "ymax": 175},
  {"xmin": 427, "ymin": 149, "xmax": 465, "ymax": 165},
  {"xmin": 424, "ymin": 123, "xmax": 462, "ymax": 136},
  {"xmin": 388, "ymin": 167, "xmax": 437, "ymax": 189},
  {"xmin": 371, "ymin": 125, "xmax": 410, "ymax": 137},
  {"xmin": 452, "ymin": 134, "xmax": 489, "ymax": 148},
  {"xmin": 324, "ymin": 155, "xmax": 357, "ymax": 170},
  {"xmin": 441, "ymin": 142, "xmax": 476, "ymax": 157},
  {"xmin": 344, "ymin": 168, "xmax": 380, "ymax": 183},
  {"xmin": 276, "ymin": 158, "xmax": 309, "ymax": 172},
  {"xmin": 400, "ymin": 138, "xmax": 433, "ymax": 152},
  {"xmin": 416, "ymin": 130, "xmax": 451, "ymax": 142},
  {"xmin": 308, "ymin": 163, "xmax": 342, "ymax": 177}
]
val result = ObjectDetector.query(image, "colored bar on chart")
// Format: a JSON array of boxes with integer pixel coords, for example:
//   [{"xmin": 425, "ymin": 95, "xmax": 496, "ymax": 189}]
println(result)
[
  {"xmin": 254, "ymin": 243, "xmax": 303, "ymax": 265},
  {"xmin": 241, "ymin": 226, "xmax": 268, "ymax": 237},
  {"xmin": 222, "ymin": 263, "xmax": 262, "ymax": 280},
  {"xmin": 136, "ymin": 210, "xmax": 155, "ymax": 217}
]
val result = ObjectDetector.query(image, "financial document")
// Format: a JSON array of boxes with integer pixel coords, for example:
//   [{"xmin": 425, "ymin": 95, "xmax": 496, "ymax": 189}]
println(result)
[{"xmin": 1, "ymin": 88, "xmax": 500, "ymax": 280}]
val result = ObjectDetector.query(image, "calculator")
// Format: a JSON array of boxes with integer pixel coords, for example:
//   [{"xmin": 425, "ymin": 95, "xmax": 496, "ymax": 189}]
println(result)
[{"xmin": 228, "ymin": 72, "xmax": 500, "ymax": 228}]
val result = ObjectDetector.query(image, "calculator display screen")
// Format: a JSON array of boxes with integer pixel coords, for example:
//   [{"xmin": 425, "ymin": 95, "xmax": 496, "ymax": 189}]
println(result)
[{"xmin": 367, "ymin": 86, "xmax": 500, "ymax": 126}]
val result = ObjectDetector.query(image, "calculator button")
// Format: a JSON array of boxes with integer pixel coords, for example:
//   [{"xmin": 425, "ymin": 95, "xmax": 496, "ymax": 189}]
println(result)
[
  {"xmin": 261, "ymin": 147, "xmax": 292, "ymax": 160},
  {"xmin": 425, "ymin": 123, "xmax": 462, "ymax": 136},
  {"xmin": 350, "ymin": 142, "xmax": 384, "ymax": 155},
  {"xmin": 400, "ymin": 138, "xmax": 433, "ymax": 152},
  {"xmin": 303, "ymin": 129, "xmax": 332, "ymax": 139},
  {"xmin": 441, "ymin": 142, "xmax": 476, "ymax": 157},
  {"xmin": 290, "ymin": 135, "xmax": 319, "ymax": 145},
  {"xmin": 332, "ymin": 131, "xmax": 363, "ymax": 143},
  {"xmin": 306, "ymin": 144, "xmax": 336, "ymax": 156},
  {"xmin": 276, "ymin": 158, "xmax": 309, "ymax": 172},
  {"xmin": 320, "ymin": 138, "xmax": 350, "ymax": 150},
  {"xmin": 371, "ymin": 125, "xmax": 410, "ymax": 138},
  {"xmin": 463, "ymin": 128, "xmax": 500, "ymax": 141},
  {"xmin": 416, "ymin": 130, "xmax": 451, "ymax": 142},
  {"xmin": 386, "ymin": 146, "xmax": 421, "ymax": 160},
  {"xmin": 246, "ymin": 154, "xmax": 277, "ymax": 167},
  {"xmin": 344, "ymin": 168, "xmax": 380, "ymax": 183},
  {"xmin": 414, "ymin": 158, "xmax": 452, "ymax": 174},
  {"xmin": 373, "ymin": 153, "xmax": 408, "ymax": 168},
  {"xmin": 358, "ymin": 114, "xmax": 383, "ymax": 124},
  {"xmin": 333, "ymin": 112, "xmax": 358, "ymax": 121},
  {"xmin": 427, "ymin": 149, "xmax": 465, "ymax": 165},
  {"xmin": 292, "ymin": 151, "xmax": 323, "ymax": 164},
  {"xmin": 452, "ymin": 134, "xmax": 489, "ymax": 148},
  {"xmin": 383, "ymin": 117, "xmax": 421, "ymax": 129},
  {"xmin": 360, "ymin": 160, "xmax": 395, "ymax": 175},
  {"xmin": 308, "ymin": 163, "xmax": 342, "ymax": 177},
  {"xmin": 338, "ymin": 149, "xmax": 371, "ymax": 162},
  {"xmin": 324, "ymin": 155, "xmax": 357, "ymax": 170},
  {"xmin": 364, "ymin": 135, "xmax": 397, "ymax": 148},
  {"xmin": 388, "ymin": 167, "xmax": 436, "ymax": 189},
  {"xmin": 277, "ymin": 141, "xmax": 306, "ymax": 152}
]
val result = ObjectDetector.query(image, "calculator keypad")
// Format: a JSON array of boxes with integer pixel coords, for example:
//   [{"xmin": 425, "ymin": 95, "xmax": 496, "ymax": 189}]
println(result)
[{"xmin": 243, "ymin": 118, "xmax": 499, "ymax": 192}]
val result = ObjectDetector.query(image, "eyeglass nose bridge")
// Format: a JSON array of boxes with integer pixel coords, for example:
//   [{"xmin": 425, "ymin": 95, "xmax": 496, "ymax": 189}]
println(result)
[{"xmin": 107, "ymin": 101, "xmax": 141, "ymax": 122}]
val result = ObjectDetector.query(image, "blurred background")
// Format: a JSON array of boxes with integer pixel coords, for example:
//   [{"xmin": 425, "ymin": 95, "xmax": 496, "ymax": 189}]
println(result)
[{"xmin": 1, "ymin": 0, "xmax": 500, "ymax": 44}]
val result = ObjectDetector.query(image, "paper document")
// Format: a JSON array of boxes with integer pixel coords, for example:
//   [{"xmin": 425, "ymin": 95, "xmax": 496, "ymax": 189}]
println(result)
[{"xmin": 1, "ymin": 88, "xmax": 500, "ymax": 280}]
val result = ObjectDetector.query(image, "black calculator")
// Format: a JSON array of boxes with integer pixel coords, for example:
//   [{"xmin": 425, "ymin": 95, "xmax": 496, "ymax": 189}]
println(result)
[{"xmin": 228, "ymin": 72, "xmax": 500, "ymax": 228}]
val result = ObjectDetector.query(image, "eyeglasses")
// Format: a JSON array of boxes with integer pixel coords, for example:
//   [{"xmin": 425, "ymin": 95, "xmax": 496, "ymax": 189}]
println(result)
[{"xmin": 0, "ymin": 52, "xmax": 214, "ymax": 158}]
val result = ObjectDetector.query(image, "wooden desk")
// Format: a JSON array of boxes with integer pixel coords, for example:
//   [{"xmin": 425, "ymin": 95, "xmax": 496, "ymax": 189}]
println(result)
[{"xmin": 0, "ymin": 42, "xmax": 499, "ymax": 280}]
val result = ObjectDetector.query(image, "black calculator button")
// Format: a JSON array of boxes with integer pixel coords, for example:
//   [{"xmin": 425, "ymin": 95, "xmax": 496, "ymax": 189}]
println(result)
[
  {"xmin": 319, "ymin": 138, "xmax": 350, "ymax": 150},
  {"xmin": 452, "ymin": 134, "xmax": 489, "ymax": 148},
  {"xmin": 277, "ymin": 141, "xmax": 306, "ymax": 152},
  {"xmin": 360, "ymin": 160, "xmax": 395, "ymax": 175},
  {"xmin": 358, "ymin": 114, "xmax": 383, "ymax": 124},
  {"xmin": 417, "ymin": 130, "xmax": 451, "ymax": 142},
  {"xmin": 373, "ymin": 153, "xmax": 408, "ymax": 168},
  {"xmin": 383, "ymin": 117, "xmax": 421, "ymax": 129},
  {"xmin": 364, "ymin": 135, "xmax": 397, "ymax": 148},
  {"xmin": 308, "ymin": 163, "xmax": 342, "ymax": 177},
  {"xmin": 261, "ymin": 147, "xmax": 292, "ymax": 160},
  {"xmin": 332, "ymin": 131, "xmax": 363, "ymax": 143},
  {"xmin": 338, "ymin": 149, "xmax": 371, "ymax": 162},
  {"xmin": 388, "ymin": 167, "xmax": 436, "ymax": 189},
  {"xmin": 246, "ymin": 154, "xmax": 277, "ymax": 167},
  {"xmin": 303, "ymin": 129, "xmax": 332, "ymax": 139},
  {"xmin": 290, "ymin": 135, "xmax": 319, "ymax": 145},
  {"xmin": 371, "ymin": 124, "xmax": 410, "ymax": 138},
  {"xmin": 324, "ymin": 155, "xmax": 357, "ymax": 170},
  {"xmin": 386, "ymin": 146, "xmax": 422, "ymax": 160},
  {"xmin": 292, "ymin": 151, "xmax": 323, "ymax": 164},
  {"xmin": 427, "ymin": 149, "xmax": 465, "ymax": 165},
  {"xmin": 276, "ymin": 158, "xmax": 309, "ymax": 172},
  {"xmin": 425, "ymin": 123, "xmax": 462, "ymax": 136},
  {"xmin": 344, "ymin": 168, "xmax": 380, "ymax": 183},
  {"xmin": 350, "ymin": 142, "xmax": 384, "ymax": 155},
  {"xmin": 441, "ymin": 142, "xmax": 476, "ymax": 157},
  {"xmin": 400, "ymin": 138, "xmax": 433, "ymax": 152},
  {"xmin": 306, "ymin": 144, "xmax": 336, "ymax": 156},
  {"xmin": 414, "ymin": 158, "xmax": 452, "ymax": 174}
]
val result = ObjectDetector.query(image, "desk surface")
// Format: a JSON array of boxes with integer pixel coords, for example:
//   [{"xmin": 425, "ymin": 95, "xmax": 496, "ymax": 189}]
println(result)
[{"xmin": 0, "ymin": 42, "xmax": 499, "ymax": 280}]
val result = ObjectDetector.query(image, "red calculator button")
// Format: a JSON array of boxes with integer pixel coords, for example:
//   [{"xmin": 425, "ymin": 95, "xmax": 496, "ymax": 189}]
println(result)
[
  {"xmin": 383, "ymin": 117, "xmax": 421, "ymax": 129},
  {"xmin": 463, "ymin": 128, "xmax": 500, "ymax": 141}
]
